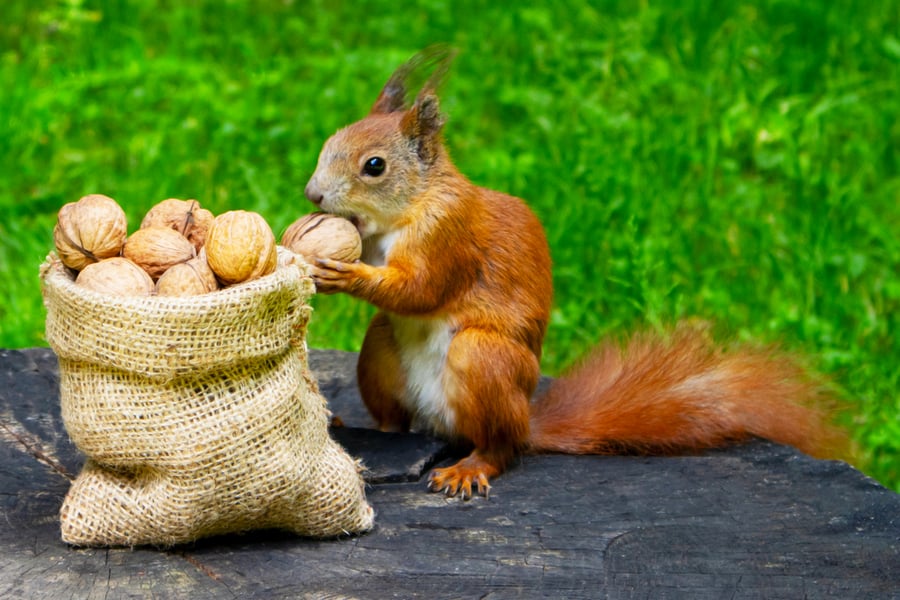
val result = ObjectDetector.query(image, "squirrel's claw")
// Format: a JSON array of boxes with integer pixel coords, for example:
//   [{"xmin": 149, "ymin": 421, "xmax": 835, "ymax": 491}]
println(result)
[
  {"xmin": 428, "ymin": 460, "xmax": 494, "ymax": 500},
  {"xmin": 310, "ymin": 258, "xmax": 357, "ymax": 294}
]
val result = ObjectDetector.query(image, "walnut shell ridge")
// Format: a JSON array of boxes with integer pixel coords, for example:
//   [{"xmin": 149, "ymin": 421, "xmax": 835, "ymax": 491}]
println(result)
[
  {"xmin": 75, "ymin": 257, "xmax": 155, "ymax": 296},
  {"xmin": 53, "ymin": 194, "xmax": 128, "ymax": 271},
  {"xmin": 281, "ymin": 213, "xmax": 362, "ymax": 263},
  {"xmin": 156, "ymin": 252, "xmax": 220, "ymax": 296},
  {"xmin": 140, "ymin": 198, "xmax": 214, "ymax": 253},
  {"xmin": 205, "ymin": 210, "xmax": 277, "ymax": 285},
  {"xmin": 123, "ymin": 226, "xmax": 196, "ymax": 280}
]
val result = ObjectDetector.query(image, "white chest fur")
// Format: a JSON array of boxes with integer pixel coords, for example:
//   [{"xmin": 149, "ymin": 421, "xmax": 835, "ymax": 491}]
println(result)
[
  {"xmin": 361, "ymin": 230, "xmax": 401, "ymax": 267},
  {"xmin": 389, "ymin": 314, "xmax": 456, "ymax": 436}
]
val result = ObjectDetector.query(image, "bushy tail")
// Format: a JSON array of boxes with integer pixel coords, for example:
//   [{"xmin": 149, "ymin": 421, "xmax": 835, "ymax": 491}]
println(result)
[{"xmin": 528, "ymin": 326, "xmax": 848, "ymax": 459}]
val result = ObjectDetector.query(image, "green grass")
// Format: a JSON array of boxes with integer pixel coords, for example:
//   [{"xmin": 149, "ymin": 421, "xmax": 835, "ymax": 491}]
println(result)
[{"xmin": 1, "ymin": 1, "xmax": 898, "ymax": 490}]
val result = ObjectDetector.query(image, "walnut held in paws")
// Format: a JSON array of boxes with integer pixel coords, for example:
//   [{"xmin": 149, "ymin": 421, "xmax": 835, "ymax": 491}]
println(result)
[
  {"xmin": 205, "ymin": 210, "xmax": 277, "ymax": 285},
  {"xmin": 281, "ymin": 213, "xmax": 362, "ymax": 263},
  {"xmin": 75, "ymin": 257, "xmax": 155, "ymax": 296},
  {"xmin": 53, "ymin": 194, "xmax": 128, "ymax": 271},
  {"xmin": 140, "ymin": 198, "xmax": 214, "ymax": 253},
  {"xmin": 123, "ymin": 226, "xmax": 196, "ymax": 280}
]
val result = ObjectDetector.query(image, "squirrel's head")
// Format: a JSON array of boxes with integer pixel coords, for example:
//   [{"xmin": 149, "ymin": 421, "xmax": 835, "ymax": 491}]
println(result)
[{"xmin": 305, "ymin": 45, "xmax": 456, "ymax": 239}]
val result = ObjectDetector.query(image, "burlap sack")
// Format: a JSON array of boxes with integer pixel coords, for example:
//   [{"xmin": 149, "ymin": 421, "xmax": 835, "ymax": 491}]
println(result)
[{"xmin": 40, "ymin": 251, "xmax": 374, "ymax": 547}]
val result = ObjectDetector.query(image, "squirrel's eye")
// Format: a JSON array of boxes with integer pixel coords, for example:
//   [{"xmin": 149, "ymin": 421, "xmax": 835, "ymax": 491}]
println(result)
[{"xmin": 363, "ymin": 157, "xmax": 386, "ymax": 177}]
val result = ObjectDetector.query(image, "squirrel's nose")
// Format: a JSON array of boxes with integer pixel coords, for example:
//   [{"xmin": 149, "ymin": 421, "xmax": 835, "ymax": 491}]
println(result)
[
  {"xmin": 305, "ymin": 187, "xmax": 324, "ymax": 206},
  {"xmin": 304, "ymin": 180, "xmax": 324, "ymax": 206}
]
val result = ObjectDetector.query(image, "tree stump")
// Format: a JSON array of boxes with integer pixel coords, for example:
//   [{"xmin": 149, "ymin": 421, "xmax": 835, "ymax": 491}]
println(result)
[{"xmin": 1, "ymin": 347, "xmax": 898, "ymax": 599}]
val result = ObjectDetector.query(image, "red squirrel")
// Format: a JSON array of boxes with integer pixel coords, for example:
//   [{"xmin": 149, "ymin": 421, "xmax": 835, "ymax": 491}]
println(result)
[{"xmin": 304, "ymin": 46, "xmax": 847, "ymax": 498}]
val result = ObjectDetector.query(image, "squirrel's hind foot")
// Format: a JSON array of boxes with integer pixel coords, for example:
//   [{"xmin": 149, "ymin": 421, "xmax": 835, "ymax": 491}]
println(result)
[{"xmin": 428, "ymin": 452, "xmax": 501, "ymax": 499}]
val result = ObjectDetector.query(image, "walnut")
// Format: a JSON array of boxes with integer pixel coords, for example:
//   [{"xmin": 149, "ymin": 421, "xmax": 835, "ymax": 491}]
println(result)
[
  {"xmin": 281, "ymin": 213, "xmax": 361, "ymax": 263},
  {"xmin": 122, "ymin": 226, "xmax": 196, "ymax": 280},
  {"xmin": 53, "ymin": 194, "xmax": 128, "ymax": 271},
  {"xmin": 140, "ymin": 198, "xmax": 214, "ymax": 252},
  {"xmin": 155, "ymin": 251, "xmax": 219, "ymax": 296},
  {"xmin": 75, "ymin": 257, "xmax": 155, "ymax": 296},
  {"xmin": 204, "ymin": 210, "xmax": 277, "ymax": 285}
]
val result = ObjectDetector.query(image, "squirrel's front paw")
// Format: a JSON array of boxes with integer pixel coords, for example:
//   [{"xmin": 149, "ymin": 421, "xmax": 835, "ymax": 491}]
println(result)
[{"xmin": 310, "ymin": 258, "xmax": 360, "ymax": 294}]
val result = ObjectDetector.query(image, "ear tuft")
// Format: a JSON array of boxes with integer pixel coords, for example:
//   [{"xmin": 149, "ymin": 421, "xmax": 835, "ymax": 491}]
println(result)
[
  {"xmin": 370, "ymin": 44, "xmax": 457, "ymax": 115},
  {"xmin": 401, "ymin": 92, "xmax": 446, "ymax": 164}
]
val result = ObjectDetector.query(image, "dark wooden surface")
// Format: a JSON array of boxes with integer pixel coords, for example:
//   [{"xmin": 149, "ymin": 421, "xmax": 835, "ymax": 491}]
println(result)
[{"xmin": 1, "ymin": 347, "xmax": 898, "ymax": 599}]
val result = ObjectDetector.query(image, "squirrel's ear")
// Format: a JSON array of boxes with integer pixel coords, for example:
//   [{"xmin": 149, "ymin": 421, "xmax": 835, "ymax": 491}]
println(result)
[
  {"xmin": 400, "ymin": 91, "xmax": 445, "ymax": 163},
  {"xmin": 370, "ymin": 44, "xmax": 457, "ymax": 115},
  {"xmin": 370, "ymin": 73, "xmax": 407, "ymax": 115}
]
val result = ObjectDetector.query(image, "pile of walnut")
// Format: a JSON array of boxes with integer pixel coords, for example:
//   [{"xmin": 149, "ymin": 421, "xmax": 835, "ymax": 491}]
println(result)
[{"xmin": 53, "ymin": 194, "xmax": 361, "ymax": 297}]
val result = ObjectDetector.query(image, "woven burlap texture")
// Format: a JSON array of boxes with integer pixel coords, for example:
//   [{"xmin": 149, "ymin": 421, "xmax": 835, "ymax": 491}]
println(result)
[{"xmin": 40, "ymin": 251, "xmax": 374, "ymax": 547}]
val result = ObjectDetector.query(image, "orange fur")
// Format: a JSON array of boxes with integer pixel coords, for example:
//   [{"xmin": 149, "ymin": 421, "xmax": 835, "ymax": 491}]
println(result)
[
  {"xmin": 305, "ymin": 46, "xmax": 848, "ymax": 498},
  {"xmin": 528, "ymin": 326, "xmax": 847, "ymax": 460}
]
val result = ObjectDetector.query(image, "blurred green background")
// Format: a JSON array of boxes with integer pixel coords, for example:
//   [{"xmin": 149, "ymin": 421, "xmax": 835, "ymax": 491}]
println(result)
[{"xmin": 1, "ymin": 1, "xmax": 897, "ymax": 490}]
